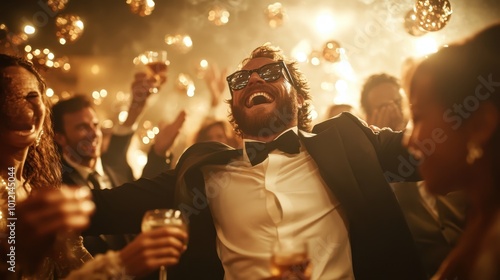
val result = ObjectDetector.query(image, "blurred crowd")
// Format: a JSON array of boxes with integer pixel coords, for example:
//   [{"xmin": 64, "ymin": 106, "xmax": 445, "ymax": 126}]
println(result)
[{"xmin": 1, "ymin": 22, "xmax": 499, "ymax": 280}]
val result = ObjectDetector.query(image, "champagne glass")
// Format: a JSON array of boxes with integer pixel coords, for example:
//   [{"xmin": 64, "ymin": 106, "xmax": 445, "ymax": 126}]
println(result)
[
  {"xmin": 136, "ymin": 51, "xmax": 169, "ymax": 93},
  {"xmin": 270, "ymin": 239, "xmax": 312, "ymax": 280},
  {"xmin": 141, "ymin": 209, "xmax": 188, "ymax": 280}
]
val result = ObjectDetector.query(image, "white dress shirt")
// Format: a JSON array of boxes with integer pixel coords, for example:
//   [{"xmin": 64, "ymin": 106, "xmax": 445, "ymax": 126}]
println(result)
[{"xmin": 202, "ymin": 128, "xmax": 354, "ymax": 280}]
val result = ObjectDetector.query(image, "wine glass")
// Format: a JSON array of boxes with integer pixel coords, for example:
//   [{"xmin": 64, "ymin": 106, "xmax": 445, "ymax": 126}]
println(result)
[
  {"xmin": 141, "ymin": 209, "xmax": 188, "ymax": 280},
  {"xmin": 136, "ymin": 51, "xmax": 169, "ymax": 93},
  {"xmin": 270, "ymin": 238, "xmax": 312, "ymax": 280}
]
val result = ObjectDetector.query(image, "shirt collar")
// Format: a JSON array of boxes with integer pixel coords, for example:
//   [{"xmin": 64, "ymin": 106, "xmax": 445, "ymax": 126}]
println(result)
[{"xmin": 63, "ymin": 154, "xmax": 106, "ymax": 179}]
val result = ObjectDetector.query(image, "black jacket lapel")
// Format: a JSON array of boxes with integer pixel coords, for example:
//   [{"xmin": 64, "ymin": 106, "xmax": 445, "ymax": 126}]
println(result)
[{"xmin": 61, "ymin": 158, "xmax": 89, "ymax": 188}]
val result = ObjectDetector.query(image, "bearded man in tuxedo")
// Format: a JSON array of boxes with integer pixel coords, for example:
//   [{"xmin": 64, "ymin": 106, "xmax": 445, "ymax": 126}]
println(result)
[{"xmin": 87, "ymin": 45, "xmax": 426, "ymax": 280}]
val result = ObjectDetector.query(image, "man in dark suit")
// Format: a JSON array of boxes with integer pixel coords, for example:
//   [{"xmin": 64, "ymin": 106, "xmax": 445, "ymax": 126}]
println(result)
[
  {"xmin": 52, "ymin": 73, "xmax": 183, "ymax": 257},
  {"xmin": 86, "ymin": 45, "xmax": 427, "ymax": 280}
]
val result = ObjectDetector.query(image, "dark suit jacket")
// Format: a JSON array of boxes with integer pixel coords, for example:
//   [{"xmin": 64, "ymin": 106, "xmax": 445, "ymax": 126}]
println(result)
[
  {"xmin": 392, "ymin": 182, "xmax": 466, "ymax": 278},
  {"xmin": 87, "ymin": 113, "xmax": 427, "ymax": 280}
]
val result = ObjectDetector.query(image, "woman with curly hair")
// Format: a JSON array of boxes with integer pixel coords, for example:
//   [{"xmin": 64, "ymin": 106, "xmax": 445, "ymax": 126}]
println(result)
[
  {"xmin": 0, "ymin": 54, "xmax": 187, "ymax": 279},
  {"xmin": 0, "ymin": 52, "xmax": 96, "ymax": 278}
]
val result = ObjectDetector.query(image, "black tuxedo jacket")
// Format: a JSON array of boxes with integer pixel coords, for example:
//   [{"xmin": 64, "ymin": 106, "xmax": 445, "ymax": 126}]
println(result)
[{"xmin": 87, "ymin": 113, "xmax": 426, "ymax": 280}]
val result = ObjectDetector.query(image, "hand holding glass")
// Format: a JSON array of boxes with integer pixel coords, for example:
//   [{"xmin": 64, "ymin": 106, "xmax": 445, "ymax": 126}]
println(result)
[
  {"xmin": 270, "ymin": 239, "xmax": 312, "ymax": 280},
  {"xmin": 136, "ymin": 51, "xmax": 169, "ymax": 93},
  {"xmin": 142, "ymin": 209, "xmax": 188, "ymax": 280}
]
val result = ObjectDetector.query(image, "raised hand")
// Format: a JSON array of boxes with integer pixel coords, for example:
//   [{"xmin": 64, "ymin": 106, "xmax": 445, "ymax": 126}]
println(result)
[
  {"xmin": 123, "ymin": 71, "xmax": 168, "ymax": 127},
  {"xmin": 153, "ymin": 110, "xmax": 186, "ymax": 157},
  {"xmin": 367, "ymin": 101, "xmax": 406, "ymax": 131},
  {"xmin": 204, "ymin": 63, "xmax": 228, "ymax": 107}
]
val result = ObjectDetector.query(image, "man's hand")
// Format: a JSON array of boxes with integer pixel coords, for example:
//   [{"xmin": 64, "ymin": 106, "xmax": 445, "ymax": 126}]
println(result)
[
  {"xmin": 153, "ymin": 110, "xmax": 186, "ymax": 157},
  {"xmin": 367, "ymin": 102, "xmax": 406, "ymax": 131},
  {"xmin": 120, "ymin": 226, "xmax": 188, "ymax": 277},
  {"xmin": 123, "ymin": 71, "xmax": 168, "ymax": 127},
  {"xmin": 203, "ymin": 63, "xmax": 227, "ymax": 108},
  {"xmin": 130, "ymin": 72, "xmax": 167, "ymax": 105}
]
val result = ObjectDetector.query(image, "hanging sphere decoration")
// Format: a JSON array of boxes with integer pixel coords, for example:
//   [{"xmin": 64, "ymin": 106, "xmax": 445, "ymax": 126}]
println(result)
[
  {"xmin": 265, "ymin": 2, "xmax": 285, "ymax": 28},
  {"xmin": 403, "ymin": 9, "xmax": 427, "ymax": 36},
  {"xmin": 47, "ymin": 0, "xmax": 69, "ymax": 13},
  {"xmin": 322, "ymin": 40, "xmax": 342, "ymax": 63},
  {"xmin": 414, "ymin": 0, "xmax": 452, "ymax": 32},
  {"xmin": 126, "ymin": 0, "xmax": 155, "ymax": 17},
  {"xmin": 55, "ymin": 14, "xmax": 84, "ymax": 45}
]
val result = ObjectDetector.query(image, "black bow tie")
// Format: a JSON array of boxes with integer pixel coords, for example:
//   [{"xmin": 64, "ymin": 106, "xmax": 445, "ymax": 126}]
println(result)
[{"xmin": 244, "ymin": 130, "xmax": 301, "ymax": 166}]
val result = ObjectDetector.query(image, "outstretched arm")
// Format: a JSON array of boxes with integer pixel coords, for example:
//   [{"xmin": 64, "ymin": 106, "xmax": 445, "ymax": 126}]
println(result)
[
  {"xmin": 86, "ymin": 171, "xmax": 176, "ymax": 235},
  {"xmin": 103, "ymin": 71, "xmax": 167, "ymax": 174}
]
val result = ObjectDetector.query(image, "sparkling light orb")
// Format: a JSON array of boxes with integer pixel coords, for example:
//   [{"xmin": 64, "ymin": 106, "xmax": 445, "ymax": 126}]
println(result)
[
  {"xmin": 25, "ymin": 47, "xmax": 62, "ymax": 70},
  {"xmin": 23, "ymin": 25, "xmax": 36, "ymax": 35},
  {"xmin": 175, "ymin": 73, "xmax": 195, "ymax": 96},
  {"xmin": 46, "ymin": 88, "xmax": 55, "ymax": 97},
  {"xmin": 196, "ymin": 59, "xmax": 209, "ymax": 78},
  {"xmin": 414, "ymin": 0, "xmax": 452, "ymax": 32},
  {"xmin": 208, "ymin": 4, "xmax": 230, "ymax": 26},
  {"xmin": 265, "ymin": 2, "xmax": 285, "ymax": 28},
  {"xmin": 414, "ymin": 36, "xmax": 439, "ymax": 57},
  {"xmin": 0, "ymin": 24, "xmax": 8, "ymax": 41},
  {"xmin": 165, "ymin": 34, "xmax": 181, "ymax": 46},
  {"xmin": 322, "ymin": 40, "xmax": 342, "ymax": 63},
  {"xmin": 308, "ymin": 50, "xmax": 322, "ymax": 66},
  {"xmin": 55, "ymin": 14, "xmax": 84, "ymax": 44},
  {"xmin": 315, "ymin": 11, "xmax": 336, "ymax": 36},
  {"xmin": 126, "ymin": 0, "xmax": 155, "ymax": 16},
  {"xmin": 47, "ymin": 0, "xmax": 69, "ymax": 12},
  {"xmin": 164, "ymin": 34, "xmax": 193, "ymax": 53}
]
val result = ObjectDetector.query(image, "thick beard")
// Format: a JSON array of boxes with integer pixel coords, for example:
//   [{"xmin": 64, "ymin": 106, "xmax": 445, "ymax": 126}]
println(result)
[{"xmin": 231, "ymin": 91, "xmax": 298, "ymax": 138}]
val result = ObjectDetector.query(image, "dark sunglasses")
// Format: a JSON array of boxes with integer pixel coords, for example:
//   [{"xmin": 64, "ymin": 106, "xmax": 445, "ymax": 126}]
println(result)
[{"xmin": 226, "ymin": 60, "xmax": 295, "ymax": 94}]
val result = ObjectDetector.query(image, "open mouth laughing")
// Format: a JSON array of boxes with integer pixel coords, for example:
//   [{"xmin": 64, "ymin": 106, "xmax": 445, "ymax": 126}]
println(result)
[
  {"xmin": 245, "ymin": 92, "xmax": 275, "ymax": 108},
  {"xmin": 8, "ymin": 120, "xmax": 38, "ymax": 136},
  {"xmin": 12, "ymin": 125, "xmax": 36, "ymax": 136}
]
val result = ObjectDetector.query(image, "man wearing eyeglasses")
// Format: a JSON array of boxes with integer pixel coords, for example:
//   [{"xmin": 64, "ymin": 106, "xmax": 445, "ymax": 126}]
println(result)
[{"xmin": 87, "ymin": 44, "xmax": 426, "ymax": 280}]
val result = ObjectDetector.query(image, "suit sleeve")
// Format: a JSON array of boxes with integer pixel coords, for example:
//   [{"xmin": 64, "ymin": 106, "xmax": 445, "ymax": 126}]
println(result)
[
  {"xmin": 344, "ymin": 113, "xmax": 421, "ymax": 182},
  {"xmin": 85, "ymin": 171, "xmax": 176, "ymax": 235},
  {"xmin": 140, "ymin": 148, "xmax": 173, "ymax": 179},
  {"xmin": 313, "ymin": 113, "xmax": 421, "ymax": 182}
]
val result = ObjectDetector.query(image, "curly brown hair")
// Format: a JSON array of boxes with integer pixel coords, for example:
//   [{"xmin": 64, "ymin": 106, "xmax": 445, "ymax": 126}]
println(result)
[
  {"xmin": 226, "ymin": 44, "xmax": 312, "ymax": 136},
  {"xmin": 0, "ymin": 54, "xmax": 61, "ymax": 191}
]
